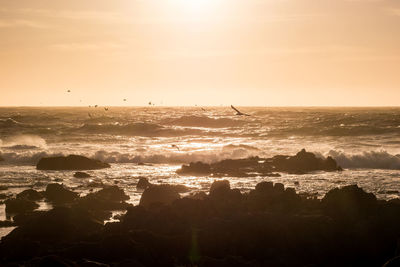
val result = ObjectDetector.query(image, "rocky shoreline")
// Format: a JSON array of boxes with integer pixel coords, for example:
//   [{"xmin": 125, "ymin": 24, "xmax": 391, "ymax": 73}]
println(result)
[
  {"xmin": 0, "ymin": 180, "xmax": 399, "ymax": 266},
  {"xmin": 0, "ymin": 150, "xmax": 399, "ymax": 266}
]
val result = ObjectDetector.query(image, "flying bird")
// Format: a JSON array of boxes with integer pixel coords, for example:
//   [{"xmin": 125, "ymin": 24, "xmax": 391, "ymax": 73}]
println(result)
[
  {"xmin": 67, "ymin": 90, "xmax": 71, "ymax": 93},
  {"xmin": 123, "ymin": 99, "xmax": 127, "ymax": 102},
  {"xmin": 104, "ymin": 107, "xmax": 109, "ymax": 111},
  {"xmin": 148, "ymin": 101, "xmax": 152, "ymax": 106},
  {"xmin": 231, "ymin": 105, "xmax": 250, "ymax": 116},
  {"xmin": 95, "ymin": 105, "xmax": 98, "ymax": 108},
  {"xmin": 171, "ymin": 144, "xmax": 180, "ymax": 151}
]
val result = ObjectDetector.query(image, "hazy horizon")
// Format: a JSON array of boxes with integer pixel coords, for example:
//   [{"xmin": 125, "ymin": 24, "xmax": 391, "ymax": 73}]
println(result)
[{"xmin": 1, "ymin": 0, "xmax": 400, "ymax": 106}]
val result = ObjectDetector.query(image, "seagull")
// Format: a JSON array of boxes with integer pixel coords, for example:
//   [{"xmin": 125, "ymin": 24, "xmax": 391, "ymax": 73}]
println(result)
[
  {"xmin": 171, "ymin": 144, "xmax": 180, "ymax": 151},
  {"xmin": 201, "ymin": 107, "xmax": 206, "ymax": 112},
  {"xmin": 95, "ymin": 105, "xmax": 98, "ymax": 108},
  {"xmin": 148, "ymin": 101, "xmax": 152, "ymax": 106},
  {"xmin": 123, "ymin": 99, "xmax": 127, "ymax": 102},
  {"xmin": 88, "ymin": 113, "xmax": 92, "ymax": 118},
  {"xmin": 104, "ymin": 107, "xmax": 109, "ymax": 111},
  {"xmin": 231, "ymin": 105, "xmax": 250, "ymax": 116},
  {"xmin": 67, "ymin": 90, "xmax": 71, "ymax": 93}
]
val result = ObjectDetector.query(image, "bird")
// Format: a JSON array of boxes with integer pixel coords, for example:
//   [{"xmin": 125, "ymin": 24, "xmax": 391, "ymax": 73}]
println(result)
[
  {"xmin": 104, "ymin": 107, "xmax": 109, "ymax": 111},
  {"xmin": 88, "ymin": 113, "xmax": 92, "ymax": 118},
  {"xmin": 171, "ymin": 144, "xmax": 180, "ymax": 151},
  {"xmin": 231, "ymin": 105, "xmax": 250, "ymax": 116},
  {"xmin": 201, "ymin": 107, "xmax": 206, "ymax": 112},
  {"xmin": 148, "ymin": 101, "xmax": 152, "ymax": 106},
  {"xmin": 95, "ymin": 105, "xmax": 98, "ymax": 108},
  {"xmin": 67, "ymin": 90, "xmax": 71, "ymax": 93},
  {"xmin": 123, "ymin": 99, "xmax": 127, "ymax": 102}
]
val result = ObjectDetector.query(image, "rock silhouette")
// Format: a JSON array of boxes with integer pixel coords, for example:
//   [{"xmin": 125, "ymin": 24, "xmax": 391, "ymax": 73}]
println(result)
[
  {"xmin": 0, "ymin": 182, "xmax": 400, "ymax": 267},
  {"xmin": 37, "ymin": 155, "xmax": 110, "ymax": 170},
  {"xmin": 74, "ymin": 171, "xmax": 91, "ymax": 178},
  {"xmin": 177, "ymin": 149, "xmax": 342, "ymax": 176}
]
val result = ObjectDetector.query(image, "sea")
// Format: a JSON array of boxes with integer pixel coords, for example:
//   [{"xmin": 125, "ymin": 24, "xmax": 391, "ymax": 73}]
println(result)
[{"xmin": 1, "ymin": 106, "xmax": 400, "ymax": 235}]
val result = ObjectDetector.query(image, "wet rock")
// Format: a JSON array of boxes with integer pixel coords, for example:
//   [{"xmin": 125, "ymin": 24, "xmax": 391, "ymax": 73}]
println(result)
[
  {"xmin": 177, "ymin": 161, "xmax": 211, "ymax": 175},
  {"xmin": 139, "ymin": 185, "xmax": 180, "ymax": 208},
  {"xmin": 5, "ymin": 198, "xmax": 39, "ymax": 214},
  {"xmin": 74, "ymin": 171, "xmax": 91, "ymax": 178},
  {"xmin": 209, "ymin": 180, "xmax": 231, "ymax": 197},
  {"xmin": 44, "ymin": 183, "xmax": 79, "ymax": 204},
  {"xmin": 272, "ymin": 149, "xmax": 341, "ymax": 173},
  {"xmin": 177, "ymin": 149, "xmax": 341, "ymax": 177},
  {"xmin": 322, "ymin": 184, "xmax": 377, "ymax": 222},
  {"xmin": 37, "ymin": 155, "xmax": 110, "ymax": 170},
  {"xmin": 16, "ymin": 189, "xmax": 43, "ymax": 201},
  {"xmin": 137, "ymin": 177, "xmax": 151, "ymax": 190}
]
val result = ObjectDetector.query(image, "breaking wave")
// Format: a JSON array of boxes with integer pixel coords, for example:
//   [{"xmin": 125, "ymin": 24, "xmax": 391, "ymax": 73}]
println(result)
[{"xmin": 329, "ymin": 150, "xmax": 400, "ymax": 170}]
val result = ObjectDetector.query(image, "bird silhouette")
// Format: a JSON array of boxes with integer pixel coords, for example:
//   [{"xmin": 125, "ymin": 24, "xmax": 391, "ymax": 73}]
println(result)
[{"xmin": 231, "ymin": 105, "xmax": 250, "ymax": 116}]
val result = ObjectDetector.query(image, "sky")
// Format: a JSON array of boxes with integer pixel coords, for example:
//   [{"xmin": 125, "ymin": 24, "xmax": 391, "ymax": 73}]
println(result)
[{"xmin": 0, "ymin": 0, "xmax": 400, "ymax": 106}]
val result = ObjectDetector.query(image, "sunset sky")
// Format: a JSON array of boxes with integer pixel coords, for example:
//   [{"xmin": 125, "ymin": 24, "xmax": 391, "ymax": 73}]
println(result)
[{"xmin": 1, "ymin": 0, "xmax": 400, "ymax": 106}]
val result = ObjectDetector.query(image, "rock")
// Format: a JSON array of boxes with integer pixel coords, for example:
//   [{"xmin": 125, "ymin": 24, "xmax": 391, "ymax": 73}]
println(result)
[
  {"xmin": 177, "ymin": 161, "xmax": 211, "ymax": 175},
  {"xmin": 0, "ymin": 220, "xmax": 15, "ymax": 227},
  {"xmin": 272, "ymin": 149, "xmax": 341, "ymax": 173},
  {"xmin": 36, "ymin": 155, "xmax": 110, "ymax": 170},
  {"xmin": 322, "ymin": 184, "xmax": 377, "ymax": 222},
  {"xmin": 74, "ymin": 171, "xmax": 91, "ymax": 178},
  {"xmin": 137, "ymin": 177, "xmax": 151, "ymax": 190},
  {"xmin": 209, "ymin": 180, "xmax": 231, "ymax": 197},
  {"xmin": 5, "ymin": 198, "xmax": 39, "ymax": 214},
  {"xmin": 16, "ymin": 189, "xmax": 43, "ymax": 201},
  {"xmin": 177, "ymin": 149, "xmax": 341, "ymax": 177},
  {"xmin": 139, "ymin": 185, "xmax": 180, "ymax": 208},
  {"xmin": 44, "ymin": 183, "xmax": 79, "ymax": 204}
]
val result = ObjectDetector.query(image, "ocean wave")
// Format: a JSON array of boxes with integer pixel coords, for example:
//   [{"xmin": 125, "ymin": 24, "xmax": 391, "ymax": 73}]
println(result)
[
  {"xmin": 0, "ymin": 135, "xmax": 47, "ymax": 149},
  {"xmin": 0, "ymin": 151, "xmax": 63, "ymax": 165},
  {"xmin": 0, "ymin": 118, "xmax": 23, "ymax": 128},
  {"xmin": 76, "ymin": 122, "xmax": 206, "ymax": 137},
  {"xmin": 328, "ymin": 150, "xmax": 400, "ymax": 170},
  {"xmin": 163, "ymin": 116, "xmax": 247, "ymax": 128},
  {"xmin": 93, "ymin": 147, "xmax": 260, "ymax": 164}
]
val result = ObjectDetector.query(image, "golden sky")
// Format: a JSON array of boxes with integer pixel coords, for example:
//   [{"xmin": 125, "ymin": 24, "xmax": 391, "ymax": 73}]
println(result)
[{"xmin": 1, "ymin": 0, "xmax": 400, "ymax": 106}]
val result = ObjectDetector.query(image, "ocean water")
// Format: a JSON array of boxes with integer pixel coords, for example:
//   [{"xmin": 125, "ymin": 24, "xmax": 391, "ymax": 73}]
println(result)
[{"xmin": 1, "ymin": 106, "xmax": 400, "ymax": 225}]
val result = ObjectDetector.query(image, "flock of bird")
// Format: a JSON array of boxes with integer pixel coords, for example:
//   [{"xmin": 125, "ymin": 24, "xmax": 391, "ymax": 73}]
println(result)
[{"xmin": 67, "ymin": 89, "xmax": 251, "ymax": 151}]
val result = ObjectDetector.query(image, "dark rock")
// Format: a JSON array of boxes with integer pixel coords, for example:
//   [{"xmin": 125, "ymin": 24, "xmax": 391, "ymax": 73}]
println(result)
[
  {"xmin": 16, "ymin": 189, "xmax": 43, "ymax": 201},
  {"xmin": 44, "ymin": 183, "xmax": 79, "ymax": 204},
  {"xmin": 209, "ymin": 180, "xmax": 231, "ymax": 197},
  {"xmin": 74, "ymin": 171, "xmax": 91, "ymax": 178},
  {"xmin": 75, "ymin": 186, "xmax": 130, "ymax": 218},
  {"xmin": 322, "ymin": 184, "xmax": 377, "ymax": 222},
  {"xmin": 0, "ymin": 220, "xmax": 15, "ymax": 227},
  {"xmin": 5, "ymin": 198, "xmax": 39, "ymax": 214},
  {"xmin": 36, "ymin": 155, "xmax": 110, "ymax": 170},
  {"xmin": 137, "ymin": 177, "xmax": 151, "ymax": 190},
  {"xmin": 139, "ymin": 185, "xmax": 180, "ymax": 208},
  {"xmin": 177, "ymin": 149, "xmax": 341, "ymax": 177},
  {"xmin": 177, "ymin": 161, "xmax": 211, "ymax": 175}
]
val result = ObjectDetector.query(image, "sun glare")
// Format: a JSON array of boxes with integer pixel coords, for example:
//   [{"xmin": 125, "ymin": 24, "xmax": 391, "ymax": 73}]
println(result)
[{"xmin": 175, "ymin": 0, "xmax": 219, "ymax": 16}]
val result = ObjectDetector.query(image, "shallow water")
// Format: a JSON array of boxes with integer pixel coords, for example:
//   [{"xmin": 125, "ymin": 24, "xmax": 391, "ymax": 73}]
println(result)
[{"xmin": 0, "ymin": 107, "xmax": 400, "ymax": 223}]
